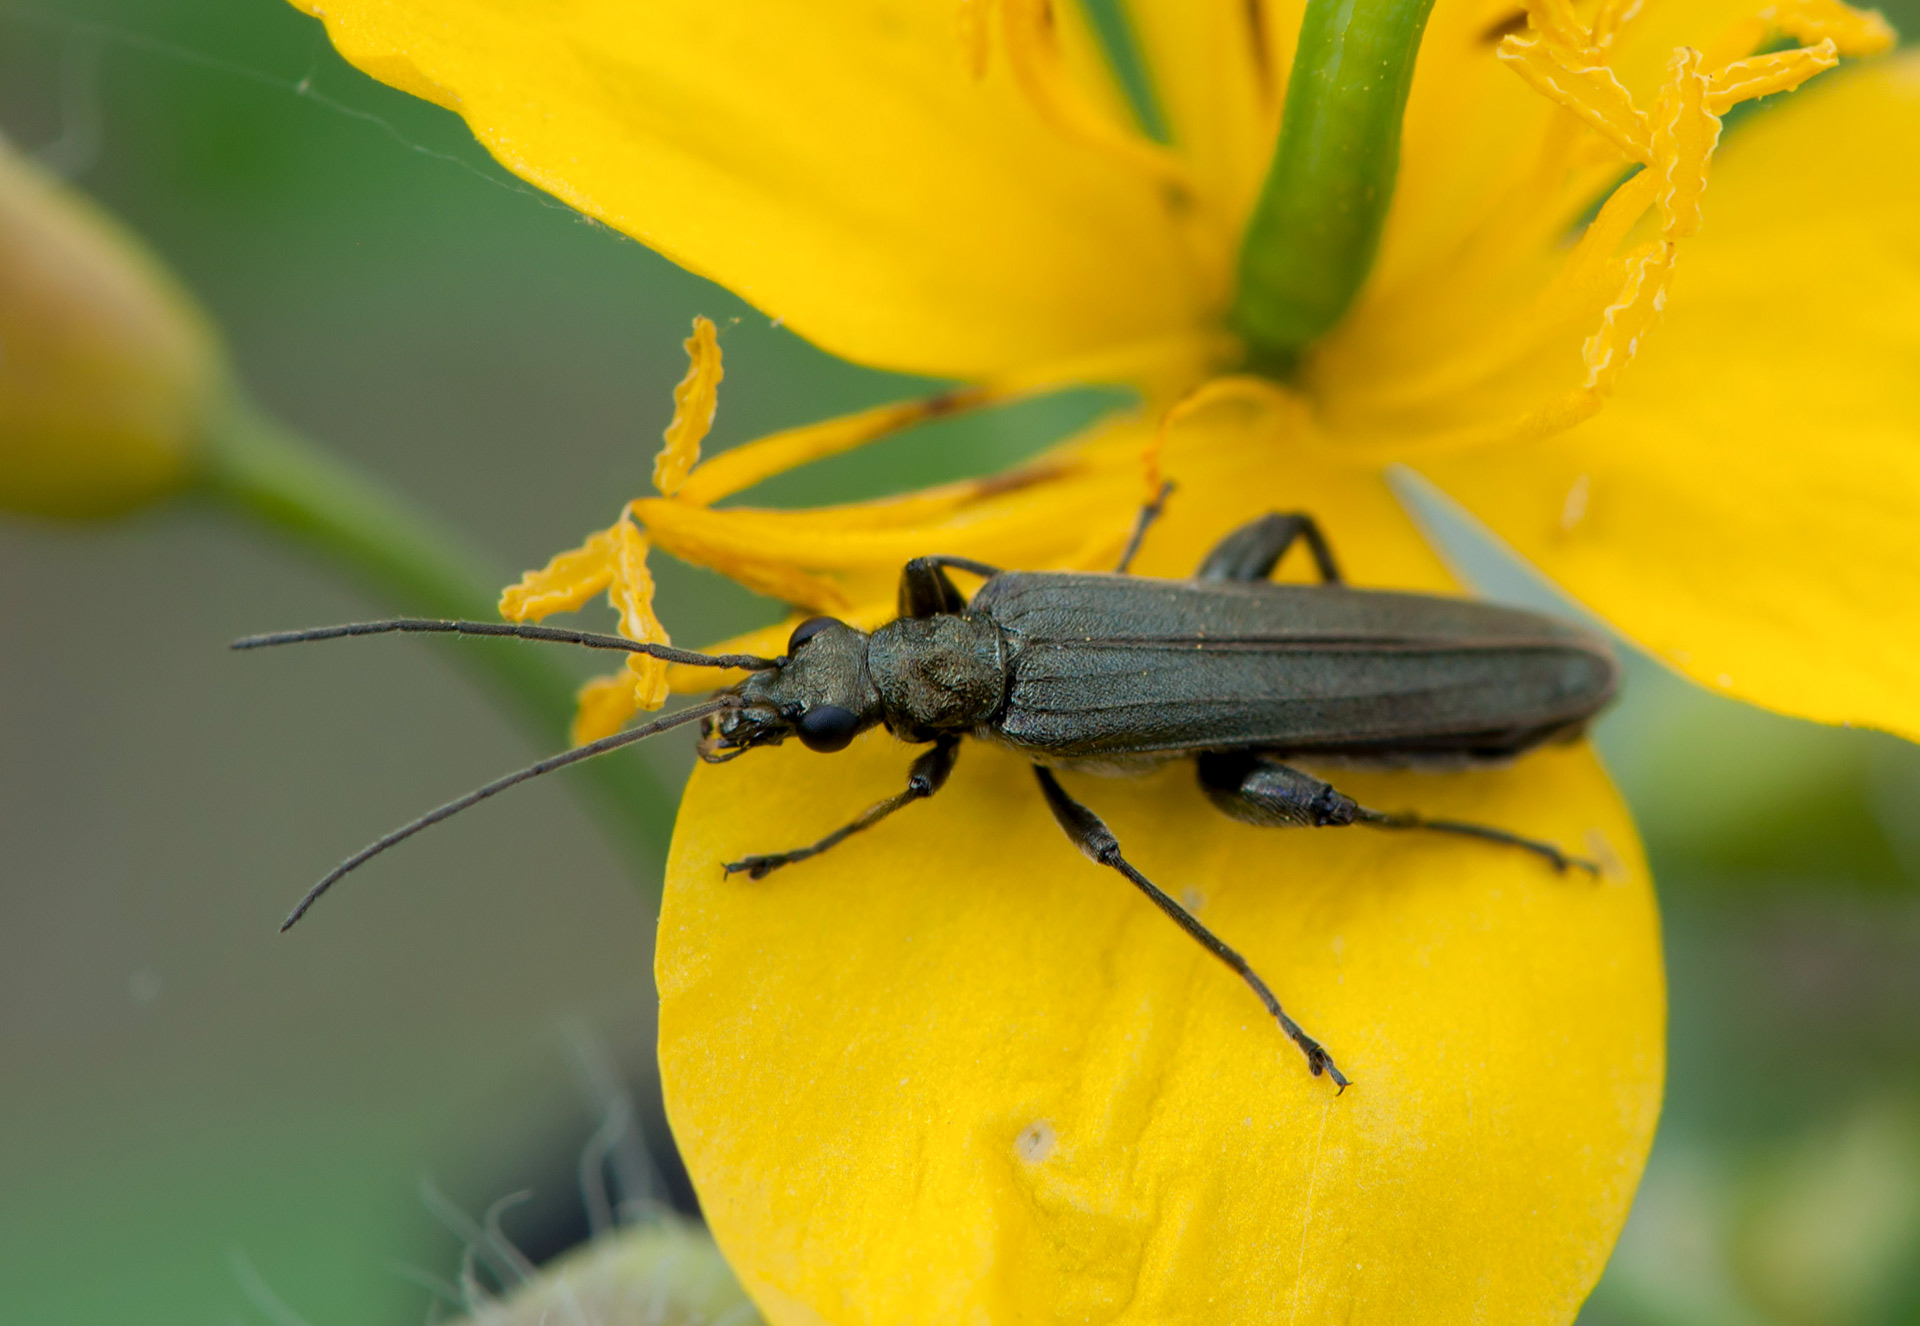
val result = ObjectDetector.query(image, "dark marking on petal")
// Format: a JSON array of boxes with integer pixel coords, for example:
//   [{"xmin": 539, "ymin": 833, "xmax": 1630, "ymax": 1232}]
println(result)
[{"xmin": 1245, "ymin": 0, "xmax": 1276, "ymax": 103}]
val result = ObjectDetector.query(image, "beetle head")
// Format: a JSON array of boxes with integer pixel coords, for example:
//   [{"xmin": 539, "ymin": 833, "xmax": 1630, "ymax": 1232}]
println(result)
[{"xmin": 699, "ymin": 615, "xmax": 884, "ymax": 761}]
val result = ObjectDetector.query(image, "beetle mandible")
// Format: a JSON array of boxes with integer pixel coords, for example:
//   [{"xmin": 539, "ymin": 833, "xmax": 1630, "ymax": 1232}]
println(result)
[{"xmin": 239, "ymin": 496, "xmax": 1618, "ymax": 1088}]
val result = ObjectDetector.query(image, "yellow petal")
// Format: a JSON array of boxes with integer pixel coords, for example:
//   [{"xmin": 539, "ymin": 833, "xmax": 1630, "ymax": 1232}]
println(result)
[
  {"xmin": 572, "ymin": 671, "xmax": 643, "ymax": 747},
  {"xmin": 605, "ymin": 520, "xmax": 672, "ymax": 710},
  {"xmin": 499, "ymin": 529, "xmax": 616, "ymax": 622},
  {"xmin": 1423, "ymin": 56, "xmax": 1920, "ymax": 741},
  {"xmin": 287, "ymin": 0, "xmax": 1215, "ymax": 380},
  {"xmin": 654, "ymin": 316, "xmax": 722, "ymax": 499},
  {"xmin": 1122, "ymin": 0, "xmax": 1299, "ymax": 235},
  {"xmin": 657, "ymin": 424, "xmax": 1663, "ymax": 1323}
]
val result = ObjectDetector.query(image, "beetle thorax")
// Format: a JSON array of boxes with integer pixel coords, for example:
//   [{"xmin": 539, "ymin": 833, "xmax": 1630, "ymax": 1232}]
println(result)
[{"xmin": 866, "ymin": 614, "xmax": 1005, "ymax": 741}]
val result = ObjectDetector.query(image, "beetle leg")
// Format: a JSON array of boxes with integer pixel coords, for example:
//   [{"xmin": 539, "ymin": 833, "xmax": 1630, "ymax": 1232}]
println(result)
[
  {"xmin": 1198, "ymin": 752, "xmax": 1599, "ymax": 875},
  {"xmin": 1353, "ymin": 808, "xmax": 1600, "ymax": 875},
  {"xmin": 1032, "ymin": 765, "xmax": 1347, "ymax": 1089},
  {"xmin": 898, "ymin": 556, "xmax": 1003, "ymax": 618},
  {"xmin": 1113, "ymin": 479, "xmax": 1176, "ymax": 573},
  {"xmin": 1196, "ymin": 512, "xmax": 1344, "ymax": 584},
  {"xmin": 724, "ymin": 737, "xmax": 961, "ymax": 880}
]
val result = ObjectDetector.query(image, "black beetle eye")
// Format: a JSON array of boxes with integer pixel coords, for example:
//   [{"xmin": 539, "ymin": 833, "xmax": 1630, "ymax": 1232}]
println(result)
[
  {"xmin": 795, "ymin": 704, "xmax": 860, "ymax": 753},
  {"xmin": 787, "ymin": 615, "xmax": 843, "ymax": 654}
]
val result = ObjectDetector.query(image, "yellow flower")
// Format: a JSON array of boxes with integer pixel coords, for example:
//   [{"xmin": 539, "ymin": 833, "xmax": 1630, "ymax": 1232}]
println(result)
[
  {"xmin": 0, "ymin": 137, "xmax": 222, "ymax": 518},
  {"xmin": 293, "ymin": 0, "xmax": 1909, "ymax": 1319}
]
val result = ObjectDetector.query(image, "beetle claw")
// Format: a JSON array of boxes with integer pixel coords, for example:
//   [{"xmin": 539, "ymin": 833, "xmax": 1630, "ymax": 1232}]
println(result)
[
  {"xmin": 724, "ymin": 854, "xmax": 780, "ymax": 880},
  {"xmin": 1298, "ymin": 1039, "xmax": 1350, "ymax": 1091}
]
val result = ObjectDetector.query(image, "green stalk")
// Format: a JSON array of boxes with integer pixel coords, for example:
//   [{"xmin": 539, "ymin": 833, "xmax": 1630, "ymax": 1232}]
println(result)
[
  {"xmin": 199, "ymin": 390, "xmax": 675, "ymax": 886},
  {"xmin": 1230, "ymin": 0, "xmax": 1439, "ymax": 373}
]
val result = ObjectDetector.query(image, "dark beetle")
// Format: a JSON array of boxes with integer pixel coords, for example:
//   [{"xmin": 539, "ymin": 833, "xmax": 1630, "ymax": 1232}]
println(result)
[{"xmin": 239, "ymin": 506, "xmax": 1618, "ymax": 1088}]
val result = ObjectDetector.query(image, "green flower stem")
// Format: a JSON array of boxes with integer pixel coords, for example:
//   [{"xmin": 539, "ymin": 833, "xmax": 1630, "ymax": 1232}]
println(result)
[
  {"xmin": 1230, "ymin": 0, "xmax": 1439, "ymax": 372},
  {"xmin": 199, "ymin": 390, "xmax": 675, "ymax": 886}
]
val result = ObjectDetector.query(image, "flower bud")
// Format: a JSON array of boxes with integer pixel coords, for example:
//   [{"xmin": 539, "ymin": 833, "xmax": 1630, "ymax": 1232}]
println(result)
[{"xmin": 0, "ymin": 138, "xmax": 224, "ymax": 518}]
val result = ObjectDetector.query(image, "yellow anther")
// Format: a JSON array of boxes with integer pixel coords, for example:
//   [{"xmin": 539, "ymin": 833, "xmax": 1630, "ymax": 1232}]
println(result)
[
  {"xmin": 1477, "ymin": 0, "xmax": 1880, "ymax": 455},
  {"xmin": 605, "ymin": 518, "xmax": 672, "ymax": 709},
  {"xmin": 675, "ymin": 386, "xmax": 996, "ymax": 507},
  {"xmin": 500, "ymin": 528, "xmax": 617, "ymax": 622},
  {"xmin": 1498, "ymin": 36, "xmax": 1652, "ymax": 162},
  {"xmin": 997, "ymin": 0, "xmax": 1193, "ymax": 192},
  {"xmin": 500, "ymin": 515, "xmax": 673, "ymax": 731},
  {"xmin": 1768, "ymin": 0, "xmax": 1897, "ymax": 55},
  {"xmin": 572, "ymin": 671, "xmax": 643, "ymax": 746},
  {"xmin": 1591, "ymin": 0, "xmax": 1644, "ymax": 50},
  {"xmin": 1522, "ymin": 0, "xmax": 1594, "ymax": 53},
  {"xmin": 1707, "ymin": 41, "xmax": 1840, "ymax": 114},
  {"xmin": 1703, "ymin": 0, "xmax": 1893, "ymax": 67},
  {"xmin": 654, "ymin": 316, "xmax": 722, "ymax": 498},
  {"xmin": 1651, "ymin": 48, "xmax": 1717, "ymax": 239},
  {"xmin": 1581, "ymin": 241, "xmax": 1673, "ymax": 392}
]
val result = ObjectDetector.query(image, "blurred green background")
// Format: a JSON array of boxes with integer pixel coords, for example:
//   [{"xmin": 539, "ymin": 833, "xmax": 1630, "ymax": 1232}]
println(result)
[{"xmin": 0, "ymin": 2, "xmax": 1915, "ymax": 1322}]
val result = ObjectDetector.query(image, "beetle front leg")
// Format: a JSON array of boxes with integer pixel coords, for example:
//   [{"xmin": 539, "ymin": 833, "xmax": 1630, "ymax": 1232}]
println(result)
[
  {"xmin": 1031, "ymin": 766, "xmax": 1347, "ymax": 1088},
  {"xmin": 1196, "ymin": 512, "xmax": 1344, "ymax": 584},
  {"xmin": 1198, "ymin": 752, "xmax": 1599, "ymax": 875},
  {"xmin": 725, "ymin": 737, "xmax": 961, "ymax": 880}
]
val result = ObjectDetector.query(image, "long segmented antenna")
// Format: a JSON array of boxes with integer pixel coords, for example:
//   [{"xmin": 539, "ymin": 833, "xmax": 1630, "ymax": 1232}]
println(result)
[
  {"xmin": 232, "ymin": 618, "xmax": 782, "ymax": 671},
  {"xmin": 279, "ymin": 695, "xmax": 742, "ymax": 932}
]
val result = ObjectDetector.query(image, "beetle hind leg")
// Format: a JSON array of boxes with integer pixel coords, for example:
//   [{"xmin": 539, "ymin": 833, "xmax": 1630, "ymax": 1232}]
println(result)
[
  {"xmin": 1196, "ymin": 512, "xmax": 1343, "ymax": 584},
  {"xmin": 1198, "ymin": 752, "xmax": 1599, "ymax": 875}
]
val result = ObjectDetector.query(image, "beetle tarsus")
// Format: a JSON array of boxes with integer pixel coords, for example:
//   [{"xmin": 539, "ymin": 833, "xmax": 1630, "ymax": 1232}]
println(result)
[
  {"xmin": 1304, "ymin": 1041, "xmax": 1350, "ymax": 1090},
  {"xmin": 1356, "ymin": 807, "xmax": 1597, "ymax": 876},
  {"xmin": 725, "ymin": 853, "xmax": 796, "ymax": 880}
]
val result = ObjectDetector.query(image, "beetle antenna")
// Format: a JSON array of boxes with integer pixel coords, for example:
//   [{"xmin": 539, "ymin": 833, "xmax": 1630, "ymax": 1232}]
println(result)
[
  {"xmin": 279, "ymin": 695, "xmax": 742, "ymax": 932},
  {"xmin": 232, "ymin": 618, "xmax": 783, "ymax": 671}
]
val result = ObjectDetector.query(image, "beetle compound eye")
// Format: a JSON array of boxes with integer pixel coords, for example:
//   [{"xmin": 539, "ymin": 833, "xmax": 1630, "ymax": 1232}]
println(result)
[
  {"xmin": 796, "ymin": 704, "xmax": 860, "ymax": 753},
  {"xmin": 787, "ymin": 616, "xmax": 844, "ymax": 654}
]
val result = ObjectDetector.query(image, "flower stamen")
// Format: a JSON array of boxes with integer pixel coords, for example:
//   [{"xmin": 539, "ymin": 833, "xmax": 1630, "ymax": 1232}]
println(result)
[
  {"xmin": 1142, "ymin": 374, "xmax": 1301, "ymax": 501},
  {"xmin": 507, "ymin": 319, "xmax": 1149, "ymax": 737},
  {"xmin": 1325, "ymin": 0, "xmax": 1890, "ymax": 454},
  {"xmin": 499, "ymin": 517, "xmax": 674, "ymax": 741},
  {"xmin": 673, "ymin": 386, "xmax": 1001, "ymax": 508},
  {"xmin": 653, "ymin": 315, "xmax": 723, "ymax": 499},
  {"xmin": 965, "ymin": 0, "xmax": 1195, "ymax": 197}
]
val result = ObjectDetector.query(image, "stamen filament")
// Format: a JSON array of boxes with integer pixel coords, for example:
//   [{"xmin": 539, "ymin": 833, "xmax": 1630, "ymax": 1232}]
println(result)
[
  {"xmin": 994, "ymin": 0, "xmax": 1194, "ymax": 192},
  {"xmin": 675, "ymin": 387, "xmax": 998, "ymax": 507}
]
